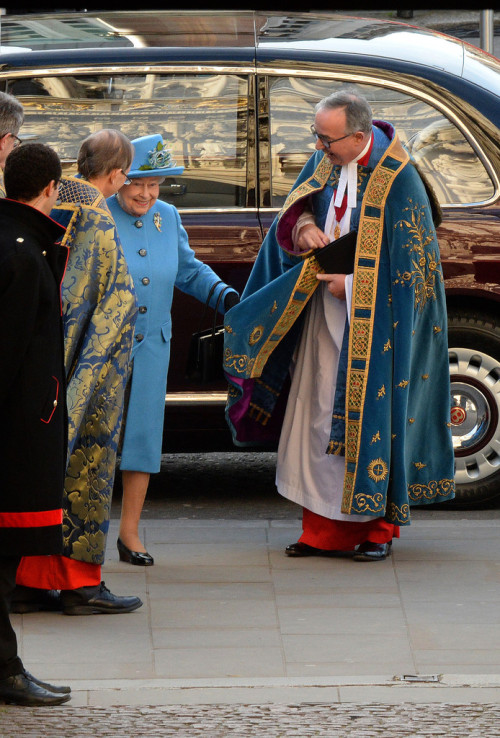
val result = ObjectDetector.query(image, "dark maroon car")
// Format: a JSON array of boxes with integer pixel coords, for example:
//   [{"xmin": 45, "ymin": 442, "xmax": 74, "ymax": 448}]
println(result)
[{"xmin": 1, "ymin": 10, "xmax": 499, "ymax": 506}]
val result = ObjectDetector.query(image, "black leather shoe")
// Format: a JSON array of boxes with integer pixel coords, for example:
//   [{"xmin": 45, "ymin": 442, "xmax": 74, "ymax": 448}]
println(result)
[
  {"xmin": 353, "ymin": 541, "xmax": 392, "ymax": 562},
  {"xmin": 23, "ymin": 671, "xmax": 71, "ymax": 695},
  {"xmin": 0, "ymin": 673, "xmax": 71, "ymax": 706},
  {"xmin": 285, "ymin": 542, "xmax": 353, "ymax": 558},
  {"xmin": 10, "ymin": 585, "xmax": 61, "ymax": 614},
  {"xmin": 60, "ymin": 581, "xmax": 143, "ymax": 616},
  {"xmin": 117, "ymin": 537, "xmax": 154, "ymax": 566}
]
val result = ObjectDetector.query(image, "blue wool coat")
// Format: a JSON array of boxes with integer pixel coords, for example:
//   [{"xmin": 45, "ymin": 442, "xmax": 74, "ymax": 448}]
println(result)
[{"xmin": 108, "ymin": 196, "xmax": 236, "ymax": 473}]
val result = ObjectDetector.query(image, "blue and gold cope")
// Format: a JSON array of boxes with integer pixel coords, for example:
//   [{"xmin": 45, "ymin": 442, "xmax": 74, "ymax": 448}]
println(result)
[
  {"xmin": 51, "ymin": 177, "xmax": 138, "ymax": 564},
  {"xmin": 224, "ymin": 122, "xmax": 455, "ymax": 525}
]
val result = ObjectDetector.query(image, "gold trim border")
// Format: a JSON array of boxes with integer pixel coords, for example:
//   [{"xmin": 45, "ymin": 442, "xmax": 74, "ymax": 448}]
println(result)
[
  {"xmin": 250, "ymin": 256, "xmax": 320, "ymax": 378},
  {"xmin": 343, "ymin": 136, "xmax": 409, "ymax": 511}
]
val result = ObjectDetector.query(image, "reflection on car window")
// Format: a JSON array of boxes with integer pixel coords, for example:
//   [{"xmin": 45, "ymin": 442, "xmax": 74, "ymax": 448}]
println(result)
[
  {"xmin": 5, "ymin": 73, "xmax": 249, "ymax": 209},
  {"xmin": 268, "ymin": 76, "xmax": 494, "ymax": 207}
]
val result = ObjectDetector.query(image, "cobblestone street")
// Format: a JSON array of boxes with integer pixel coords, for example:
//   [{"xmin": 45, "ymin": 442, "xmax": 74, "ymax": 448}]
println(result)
[{"xmin": 3, "ymin": 702, "xmax": 500, "ymax": 737}]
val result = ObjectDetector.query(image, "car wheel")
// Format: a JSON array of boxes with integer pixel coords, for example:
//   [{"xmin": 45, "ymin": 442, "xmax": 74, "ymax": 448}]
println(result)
[{"xmin": 447, "ymin": 311, "xmax": 500, "ymax": 508}]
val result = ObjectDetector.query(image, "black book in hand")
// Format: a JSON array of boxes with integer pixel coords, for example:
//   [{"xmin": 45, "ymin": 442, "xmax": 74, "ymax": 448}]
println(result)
[{"xmin": 314, "ymin": 229, "xmax": 357, "ymax": 274}]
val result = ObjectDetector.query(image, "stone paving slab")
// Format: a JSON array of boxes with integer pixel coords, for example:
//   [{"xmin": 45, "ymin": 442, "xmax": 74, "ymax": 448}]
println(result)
[
  {"xmin": 2, "ymin": 702, "xmax": 500, "ymax": 737},
  {"xmin": 10, "ymin": 516, "xmax": 500, "ymax": 711}
]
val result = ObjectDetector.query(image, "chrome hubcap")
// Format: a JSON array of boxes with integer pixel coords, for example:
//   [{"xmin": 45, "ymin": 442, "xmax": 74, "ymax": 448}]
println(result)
[{"xmin": 449, "ymin": 347, "xmax": 500, "ymax": 485}]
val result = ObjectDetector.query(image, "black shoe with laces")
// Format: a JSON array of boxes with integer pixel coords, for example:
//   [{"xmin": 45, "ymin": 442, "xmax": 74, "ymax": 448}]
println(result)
[
  {"xmin": 0, "ymin": 673, "xmax": 71, "ymax": 706},
  {"xmin": 23, "ymin": 671, "xmax": 71, "ymax": 694},
  {"xmin": 10, "ymin": 585, "xmax": 61, "ymax": 614},
  {"xmin": 60, "ymin": 581, "xmax": 143, "ymax": 616}
]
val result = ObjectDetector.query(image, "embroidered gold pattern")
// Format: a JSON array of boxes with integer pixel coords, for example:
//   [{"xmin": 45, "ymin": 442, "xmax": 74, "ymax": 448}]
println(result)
[
  {"xmin": 249, "ymin": 403, "xmax": 270, "ymax": 425},
  {"xmin": 387, "ymin": 502, "xmax": 411, "ymax": 524},
  {"xmin": 393, "ymin": 201, "xmax": 443, "ymax": 312},
  {"xmin": 408, "ymin": 418, "xmax": 415, "ymax": 424},
  {"xmin": 371, "ymin": 431, "xmax": 381, "ymax": 444},
  {"xmin": 383, "ymin": 339, "xmax": 392, "ymax": 352},
  {"xmin": 355, "ymin": 269, "xmax": 376, "ymax": 309},
  {"xmin": 365, "ymin": 168, "xmax": 394, "ymax": 206},
  {"xmin": 353, "ymin": 492, "xmax": 385, "ymax": 513},
  {"xmin": 223, "ymin": 350, "xmax": 256, "ymax": 375},
  {"xmin": 250, "ymin": 257, "xmax": 320, "ymax": 378},
  {"xmin": 224, "ymin": 324, "xmax": 234, "ymax": 334},
  {"xmin": 279, "ymin": 154, "xmax": 333, "ymax": 218},
  {"xmin": 346, "ymin": 423, "xmax": 360, "ymax": 462},
  {"xmin": 377, "ymin": 385, "xmax": 386, "ymax": 399},
  {"xmin": 351, "ymin": 319, "xmax": 371, "ymax": 360},
  {"xmin": 422, "ymin": 374, "xmax": 429, "ymax": 380},
  {"xmin": 413, "ymin": 462, "xmax": 427, "ymax": 470},
  {"xmin": 249, "ymin": 326, "xmax": 264, "ymax": 346},
  {"xmin": 408, "ymin": 478, "xmax": 455, "ymax": 502},
  {"xmin": 271, "ymin": 301, "xmax": 278, "ymax": 314},
  {"xmin": 256, "ymin": 379, "xmax": 279, "ymax": 396},
  {"xmin": 396, "ymin": 380, "xmax": 409, "ymax": 388},
  {"xmin": 357, "ymin": 217, "xmax": 381, "ymax": 258},
  {"xmin": 433, "ymin": 325, "xmax": 442, "ymax": 334},
  {"xmin": 367, "ymin": 458, "xmax": 389, "ymax": 483},
  {"xmin": 347, "ymin": 370, "xmax": 364, "ymax": 412},
  {"xmin": 342, "ymin": 135, "xmax": 409, "ymax": 510},
  {"xmin": 327, "ymin": 439, "xmax": 345, "ymax": 455}
]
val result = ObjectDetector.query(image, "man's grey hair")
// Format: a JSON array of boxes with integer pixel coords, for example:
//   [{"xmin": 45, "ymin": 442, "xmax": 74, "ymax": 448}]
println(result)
[
  {"xmin": 0, "ymin": 91, "xmax": 24, "ymax": 137},
  {"xmin": 77, "ymin": 128, "xmax": 134, "ymax": 179},
  {"xmin": 315, "ymin": 89, "xmax": 373, "ymax": 135}
]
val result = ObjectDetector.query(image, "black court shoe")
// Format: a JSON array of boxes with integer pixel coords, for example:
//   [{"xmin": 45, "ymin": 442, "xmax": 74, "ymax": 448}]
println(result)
[{"xmin": 117, "ymin": 537, "xmax": 154, "ymax": 566}]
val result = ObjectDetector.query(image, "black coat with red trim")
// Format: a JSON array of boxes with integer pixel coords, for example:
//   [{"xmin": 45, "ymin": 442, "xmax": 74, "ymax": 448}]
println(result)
[{"xmin": 0, "ymin": 198, "xmax": 68, "ymax": 556}]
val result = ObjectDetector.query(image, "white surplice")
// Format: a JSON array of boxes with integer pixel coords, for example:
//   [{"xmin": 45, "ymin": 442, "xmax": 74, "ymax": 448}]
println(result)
[
  {"xmin": 276, "ymin": 140, "xmax": 377, "ymax": 521},
  {"xmin": 275, "ymin": 283, "xmax": 375, "ymax": 522}
]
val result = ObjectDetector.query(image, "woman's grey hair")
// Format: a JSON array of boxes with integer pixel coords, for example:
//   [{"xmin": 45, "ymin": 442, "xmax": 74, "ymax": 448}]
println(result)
[
  {"xmin": 77, "ymin": 129, "xmax": 134, "ymax": 179},
  {"xmin": 315, "ymin": 89, "xmax": 373, "ymax": 135},
  {"xmin": 0, "ymin": 91, "xmax": 24, "ymax": 137}
]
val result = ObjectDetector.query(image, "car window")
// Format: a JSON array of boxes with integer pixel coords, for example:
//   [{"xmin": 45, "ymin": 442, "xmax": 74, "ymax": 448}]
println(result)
[
  {"xmin": 3, "ymin": 73, "xmax": 249, "ymax": 209},
  {"xmin": 268, "ymin": 76, "xmax": 494, "ymax": 208}
]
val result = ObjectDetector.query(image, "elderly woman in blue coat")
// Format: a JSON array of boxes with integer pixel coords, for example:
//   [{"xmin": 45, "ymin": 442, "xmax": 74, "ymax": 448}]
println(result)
[{"xmin": 108, "ymin": 134, "xmax": 238, "ymax": 565}]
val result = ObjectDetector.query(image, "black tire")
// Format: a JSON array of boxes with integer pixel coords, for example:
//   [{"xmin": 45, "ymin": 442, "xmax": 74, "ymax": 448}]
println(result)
[{"xmin": 446, "ymin": 311, "xmax": 500, "ymax": 508}]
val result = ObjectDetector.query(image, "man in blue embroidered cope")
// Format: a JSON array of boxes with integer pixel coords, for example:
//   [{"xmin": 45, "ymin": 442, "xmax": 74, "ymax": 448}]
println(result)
[{"xmin": 224, "ymin": 89, "xmax": 455, "ymax": 561}]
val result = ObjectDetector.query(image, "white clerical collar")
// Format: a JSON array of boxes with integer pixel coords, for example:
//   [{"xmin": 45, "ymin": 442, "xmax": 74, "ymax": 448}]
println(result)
[{"xmin": 334, "ymin": 133, "xmax": 373, "ymax": 210}]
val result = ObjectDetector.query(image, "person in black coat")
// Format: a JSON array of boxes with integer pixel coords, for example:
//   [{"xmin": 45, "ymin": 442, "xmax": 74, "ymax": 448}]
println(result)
[{"xmin": 0, "ymin": 143, "xmax": 71, "ymax": 706}]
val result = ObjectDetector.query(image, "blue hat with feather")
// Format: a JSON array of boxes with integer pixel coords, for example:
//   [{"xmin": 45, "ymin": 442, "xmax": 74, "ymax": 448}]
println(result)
[{"xmin": 128, "ymin": 134, "xmax": 184, "ymax": 178}]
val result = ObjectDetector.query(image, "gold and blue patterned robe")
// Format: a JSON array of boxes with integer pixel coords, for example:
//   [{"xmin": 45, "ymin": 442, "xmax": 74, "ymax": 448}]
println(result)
[
  {"xmin": 224, "ymin": 122, "xmax": 455, "ymax": 525},
  {"xmin": 51, "ymin": 177, "xmax": 137, "ymax": 564}
]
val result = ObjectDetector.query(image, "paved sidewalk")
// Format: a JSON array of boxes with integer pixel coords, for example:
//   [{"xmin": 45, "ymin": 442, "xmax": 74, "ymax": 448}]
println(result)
[{"xmin": 9, "ymin": 515, "xmax": 500, "ymax": 708}]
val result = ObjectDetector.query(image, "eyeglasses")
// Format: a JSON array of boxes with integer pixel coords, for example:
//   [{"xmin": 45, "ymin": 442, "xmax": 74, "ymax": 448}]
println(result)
[
  {"xmin": 1, "ymin": 132, "xmax": 22, "ymax": 148},
  {"xmin": 310, "ymin": 125, "xmax": 352, "ymax": 149},
  {"xmin": 121, "ymin": 169, "xmax": 132, "ymax": 185}
]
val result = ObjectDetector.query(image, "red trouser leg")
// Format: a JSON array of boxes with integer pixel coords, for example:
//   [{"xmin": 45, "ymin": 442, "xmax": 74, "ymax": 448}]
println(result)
[
  {"xmin": 299, "ymin": 507, "xmax": 400, "ymax": 551},
  {"xmin": 15, "ymin": 555, "xmax": 101, "ymax": 590}
]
